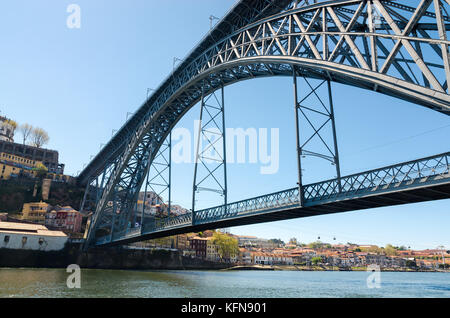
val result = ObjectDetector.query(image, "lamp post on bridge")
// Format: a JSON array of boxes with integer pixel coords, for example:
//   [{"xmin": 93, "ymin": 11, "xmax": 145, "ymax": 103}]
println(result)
[{"xmin": 209, "ymin": 15, "xmax": 219, "ymax": 30}]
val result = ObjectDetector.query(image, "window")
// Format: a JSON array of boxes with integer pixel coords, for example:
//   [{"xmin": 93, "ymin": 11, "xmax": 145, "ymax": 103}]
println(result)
[{"xmin": 4, "ymin": 236, "xmax": 9, "ymax": 243}]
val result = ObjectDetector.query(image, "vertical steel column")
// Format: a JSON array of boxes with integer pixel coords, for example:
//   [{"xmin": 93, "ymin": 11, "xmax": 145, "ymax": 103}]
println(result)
[
  {"xmin": 293, "ymin": 67, "xmax": 342, "ymax": 199},
  {"xmin": 168, "ymin": 132, "xmax": 172, "ymax": 217},
  {"xmin": 192, "ymin": 83, "xmax": 205, "ymax": 225},
  {"xmin": 110, "ymin": 192, "xmax": 117, "ymax": 242},
  {"xmin": 192, "ymin": 82, "xmax": 228, "ymax": 223},
  {"xmin": 140, "ymin": 132, "xmax": 172, "ymax": 230},
  {"xmin": 140, "ymin": 164, "xmax": 150, "ymax": 233},
  {"xmin": 79, "ymin": 179, "xmax": 92, "ymax": 212},
  {"xmin": 221, "ymin": 85, "xmax": 228, "ymax": 212},
  {"xmin": 327, "ymin": 80, "xmax": 342, "ymax": 192},
  {"xmin": 293, "ymin": 67, "xmax": 304, "ymax": 206}
]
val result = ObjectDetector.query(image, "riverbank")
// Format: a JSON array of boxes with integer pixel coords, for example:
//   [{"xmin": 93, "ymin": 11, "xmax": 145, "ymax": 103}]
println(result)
[
  {"xmin": 0, "ymin": 243, "xmax": 229, "ymax": 270},
  {"xmin": 225, "ymin": 264, "xmax": 448, "ymax": 272},
  {"xmin": 1, "ymin": 244, "xmax": 448, "ymax": 272}
]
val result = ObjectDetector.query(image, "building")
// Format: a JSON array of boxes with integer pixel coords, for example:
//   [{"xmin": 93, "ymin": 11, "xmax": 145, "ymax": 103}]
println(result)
[
  {"xmin": 45, "ymin": 206, "xmax": 83, "ymax": 233},
  {"xmin": 239, "ymin": 248, "xmax": 252, "ymax": 264},
  {"xmin": 0, "ymin": 117, "xmax": 16, "ymax": 143},
  {"xmin": 252, "ymin": 252, "xmax": 294, "ymax": 265},
  {"xmin": 236, "ymin": 235, "xmax": 277, "ymax": 249},
  {"xmin": 0, "ymin": 151, "xmax": 74, "ymax": 183},
  {"xmin": 0, "ymin": 222, "xmax": 68, "ymax": 251},
  {"xmin": 174, "ymin": 234, "xmax": 190, "ymax": 250},
  {"xmin": 0, "ymin": 140, "xmax": 64, "ymax": 174},
  {"xmin": 0, "ymin": 152, "xmax": 44, "ymax": 180},
  {"xmin": 206, "ymin": 237, "xmax": 220, "ymax": 262},
  {"xmin": 170, "ymin": 204, "xmax": 189, "ymax": 216},
  {"xmin": 21, "ymin": 201, "xmax": 50, "ymax": 224},
  {"xmin": 365, "ymin": 254, "xmax": 388, "ymax": 266},
  {"xmin": 189, "ymin": 236, "xmax": 208, "ymax": 259}
]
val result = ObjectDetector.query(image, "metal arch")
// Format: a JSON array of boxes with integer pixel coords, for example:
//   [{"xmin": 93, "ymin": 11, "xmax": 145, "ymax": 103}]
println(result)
[
  {"xmin": 78, "ymin": 0, "xmax": 450, "ymax": 187},
  {"xmin": 84, "ymin": 0, "xmax": 450, "ymax": 248}
]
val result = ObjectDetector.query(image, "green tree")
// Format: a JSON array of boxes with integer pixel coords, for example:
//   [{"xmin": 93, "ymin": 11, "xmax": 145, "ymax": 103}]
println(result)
[
  {"xmin": 385, "ymin": 244, "xmax": 398, "ymax": 257},
  {"xmin": 308, "ymin": 241, "xmax": 324, "ymax": 250},
  {"xmin": 361, "ymin": 245, "xmax": 383, "ymax": 254},
  {"xmin": 311, "ymin": 257, "xmax": 322, "ymax": 265},
  {"xmin": 268, "ymin": 238, "xmax": 285, "ymax": 246},
  {"xmin": 212, "ymin": 232, "xmax": 239, "ymax": 261},
  {"xmin": 33, "ymin": 162, "xmax": 48, "ymax": 179}
]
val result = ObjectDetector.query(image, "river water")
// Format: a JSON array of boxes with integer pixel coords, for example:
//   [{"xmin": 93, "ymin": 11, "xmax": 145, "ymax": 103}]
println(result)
[{"xmin": 0, "ymin": 269, "xmax": 449, "ymax": 298}]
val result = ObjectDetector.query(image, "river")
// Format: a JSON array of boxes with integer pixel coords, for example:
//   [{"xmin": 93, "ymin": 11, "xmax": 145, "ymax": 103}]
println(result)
[{"xmin": 0, "ymin": 269, "xmax": 449, "ymax": 298}]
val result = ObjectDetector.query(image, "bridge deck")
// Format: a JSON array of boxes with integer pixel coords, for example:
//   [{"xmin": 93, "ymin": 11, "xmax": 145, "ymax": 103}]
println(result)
[{"xmin": 94, "ymin": 152, "xmax": 450, "ymax": 247}]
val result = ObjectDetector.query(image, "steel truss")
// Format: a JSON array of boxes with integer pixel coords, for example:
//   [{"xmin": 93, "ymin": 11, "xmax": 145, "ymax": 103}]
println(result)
[
  {"xmin": 293, "ymin": 66, "xmax": 342, "ymax": 205},
  {"xmin": 192, "ymin": 84, "xmax": 228, "ymax": 223},
  {"xmin": 83, "ymin": 0, "xmax": 450, "ymax": 248},
  {"xmin": 79, "ymin": 0, "xmax": 450, "ymax": 189},
  {"xmin": 140, "ymin": 133, "xmax": 171, "ymax": 227}
]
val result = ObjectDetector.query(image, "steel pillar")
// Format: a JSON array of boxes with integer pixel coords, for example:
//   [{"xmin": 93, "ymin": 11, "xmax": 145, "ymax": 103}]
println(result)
[
  {"xmin": 293, "ymin": 66, "xmax": 342, "ymax": 198},
  {"xmin": 140, "ymin": 133, "xmax": 172, "ymax": 231},
  {"xmin": 192, "ymin": 83, "xmax": 228, "ymax": 225}
]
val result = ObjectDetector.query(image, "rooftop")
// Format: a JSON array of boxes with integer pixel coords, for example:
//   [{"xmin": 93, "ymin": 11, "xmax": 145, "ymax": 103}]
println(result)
[{"xmin": 0, "ymin": 221, "xmax": 67, "ymax": 237}]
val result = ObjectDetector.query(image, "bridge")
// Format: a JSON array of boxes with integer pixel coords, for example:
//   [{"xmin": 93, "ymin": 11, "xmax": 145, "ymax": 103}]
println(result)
[{"xmin": 78, "ymin": 0, "xmax": 450, "ymax": 248}]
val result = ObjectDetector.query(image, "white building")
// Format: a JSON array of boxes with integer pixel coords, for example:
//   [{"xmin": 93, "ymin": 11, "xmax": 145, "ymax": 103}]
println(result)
[
  {"xmin": 236, "ymin": 235, "xmax": 277, "ymax": 249},
  {"xmin": 0, "ymin": 222, "xmax": 68, "ymax": 251},
  {"xmin": 252, "ymin": 252, "xmax": 294, "ymax": 265},
  {"xmin": 0, "ymin": 117, "xmax": 16, "ymax": 142}
]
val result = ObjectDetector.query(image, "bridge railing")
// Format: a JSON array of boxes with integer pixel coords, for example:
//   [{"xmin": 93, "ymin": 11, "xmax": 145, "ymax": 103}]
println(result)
[
  {"xmin": 303, "ymin": 152, "xmax": 450, "ymax": 203},
  {"xmin": 194, "ymin": 187, "xmax": 300, "ymax": 224},
  {"xmin": 141, "ymin": 213, "xmax": 193, "ymax": 234}
]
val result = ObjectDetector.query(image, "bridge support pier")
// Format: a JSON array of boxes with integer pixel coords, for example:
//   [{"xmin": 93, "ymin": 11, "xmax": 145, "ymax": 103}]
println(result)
[
  {"xmin": 140, "ymin": 132, "xmax": 172, "ymax": 233},
  {"xmin": 192, "ymin": 82, "xmax": 228, "ymax": 225},
  {"xmin": 292, "ymin": 66, "xmax": 342, "ymax": 200}
]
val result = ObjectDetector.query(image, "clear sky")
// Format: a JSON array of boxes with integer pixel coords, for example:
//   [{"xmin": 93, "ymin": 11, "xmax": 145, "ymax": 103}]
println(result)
[{"xmin": 0, "ymin": 0, "xmax": 449, "ymax": 250}]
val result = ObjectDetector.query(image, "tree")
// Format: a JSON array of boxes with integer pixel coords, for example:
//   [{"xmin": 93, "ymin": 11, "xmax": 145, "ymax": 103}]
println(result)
[
  {"xmin": 308, "ymin": 241, "xmax": 325, "ymax": 250},
  {"xmin": 311, "ymin": 257, "xmax": 322, "ymax": 265},
  {"xmin": 33, "ymin": 162, "xmax": 48, "ymax": 179},
  {"xmin": 30, "ymin": 127, "xmax": 49, "ymax": 148},
  {"xmin": 385, "ymin": 244, "xmax": 398, "ymax": 257},
  {"xmin": 6, "ymin": 119, "xmax": 17, "ymax": 130},
  {"xmin": 18, "ymin": 123, "xmax": 33, "ymax": 145},
  {"xmin": 268, "ymin": 238, "xmax": 285, "ymax": 246},
  {"xmin": 212, "ymin": 231, "xmax": 239, "ymax": 261},
  {"xmin": 289, "ymin": 238, "xmax": 298, "ymax": 246}
]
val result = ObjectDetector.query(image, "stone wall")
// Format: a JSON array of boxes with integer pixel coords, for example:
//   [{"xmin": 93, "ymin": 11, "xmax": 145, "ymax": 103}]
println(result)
[{"xmin": 0, "ymin": 243, "xmax": 230, "ymax": 270}]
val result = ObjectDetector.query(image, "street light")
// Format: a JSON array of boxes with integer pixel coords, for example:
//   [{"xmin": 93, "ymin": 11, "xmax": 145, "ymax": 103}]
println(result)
[
  {"xmin": 147, "ymin": 88, "xmax": 155, "ymax": 99},
  {"xmin": 209, "ymin": 15, "xmax": 219, "ymax": 30},
  {"xmin": 173, "ymin": 57, "xmax": 183, "ymax": 70}
]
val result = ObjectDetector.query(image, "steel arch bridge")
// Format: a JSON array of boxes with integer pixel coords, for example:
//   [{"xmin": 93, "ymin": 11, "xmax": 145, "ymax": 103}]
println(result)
[{"xmin": 79, "ymin": 0, "xmax": 450, "ymax": 248}]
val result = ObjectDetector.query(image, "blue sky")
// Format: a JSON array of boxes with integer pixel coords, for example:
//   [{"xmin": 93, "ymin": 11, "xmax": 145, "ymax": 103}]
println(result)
[{"xmin": 0, "ymin": 0, "xmax": 449, "ymax": 249}]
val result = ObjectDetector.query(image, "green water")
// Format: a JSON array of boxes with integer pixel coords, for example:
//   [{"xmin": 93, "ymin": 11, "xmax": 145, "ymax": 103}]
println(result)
[{"xmin": 0, "ymin": 268, "xmax": 449, "ymax": 298}]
